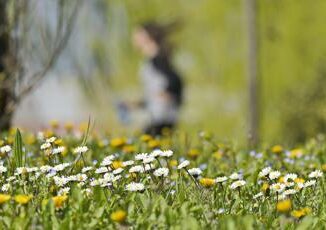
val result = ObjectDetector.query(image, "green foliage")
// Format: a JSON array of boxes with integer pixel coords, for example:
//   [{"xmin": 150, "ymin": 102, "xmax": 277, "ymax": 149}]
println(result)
[
  {"xmin": 0, "ymin": 129, "xmax": 326, "ymax": 228},
  {"xmin": 281, "ymin": 67, "xmax": 326, "ymax": 144}
]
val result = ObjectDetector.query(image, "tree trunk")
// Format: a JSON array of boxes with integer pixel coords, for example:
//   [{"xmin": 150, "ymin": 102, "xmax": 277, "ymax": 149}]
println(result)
[
  {"xmin": 245, "ymin": 0, "xmax": 260, "ymax": 147},
  {"xmin": 0, "ymin": 0, "xmax": 14, "ymax": 131}
]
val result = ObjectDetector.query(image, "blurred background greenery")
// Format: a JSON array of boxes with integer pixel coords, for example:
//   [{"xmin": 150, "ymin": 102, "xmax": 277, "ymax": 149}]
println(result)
[{"xmin": 12, "ymin": 0, "xmax": 326, "ymax": 145}]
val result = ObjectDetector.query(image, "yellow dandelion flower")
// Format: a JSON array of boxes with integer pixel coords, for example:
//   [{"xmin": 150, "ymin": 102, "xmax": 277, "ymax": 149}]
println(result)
[
  {"xmin": 199, "ymin": 178, "xmax": 216, "ymax": 188},
  {"xmin": 9, "ymin": 127, "xmax": 17, "ymax": 136},
  {"xmin": 278, "ymin": 177, "xmax": 285, "ymax": 183},
  {"xmin": 123, "ymin": 145, "xmax": 136, "ymax": 154},
  {"xmin": 79, "ymin": 122, "xmax": 88, "ymax": 133},
  {"xmin": 140, "ymin": 134, "xmax": 152, "ymax": 142},
  {"xmin": 162, "ymin": 127, "xmax": 172, "ymax": 136},
  {"xmin": 276, "ymin": 199, "xmax": 292, "ymax": 213},
  {"xmin": 110, "ymin": 210, "xmax": 127, "ymax": 223},
  {"xmin": 97, "ymin": 140, "xmax": 106, "ymax": 148},
  {"xmin": 110, "ymin": 138, "xmax": 127, "ymax": 148},
  {"xmin": 44, "ymin": 130, "xmax": 54, "ymax": 138},
  {"xmin": 290, "ymin": 148, "xmax": 303, "ymax": 158},
  {"xmin": 148, "ymin": 139, "xmax": 160, "ymax": 148},
  {"xmin": 291, "ymin": 210, "xmax": 305, "ymax": 219},
  {"xmin": 262, "ymin": 183, "xmax": 269, "ymax": 192},
  {"xmin": 322, "ymin": 164, "xmax": 326, "ymax": 172},
  {"xmin": 212, "ymin": 150, "xmax": 223, "ymax": 160},
  {"xmin": 64, "ymin": 122, "xmax": 74, "ymax": 132},
  {"xmin": 25, "ymin": 134, "xmax": 36, "ymax": 145},
  {"xmin": 54, "ymin": 139, "xmax": 64, "ymax": 146},
  {"xmin": 50, "ymin": 120, "xmax": 59, "ymax": 129},
  {"xmin": 0, "ymin": 194, "xmax": 11, "ymax": 204},
  {"xmin": 302, "ymin": 207, "xmax": 312, "ymax": 214},
  {"xmin": 294, "ymin": 178, "xmax": 305, "ymax": 184},
  {"xmin": 60, "ymin": 148, "xmax": 69, "ymax": 157},
  {"xmin": 14, "ymin": 195, "xmax": 33, "ymax": 205},
  {"xmin": 169, "ymin": 160, "xmax": 178, "ymax": 167},
  {"xmin": 291, "ymin": 207, "xmax": 311, "ymax": 219},
  {"xmin": 7, "ymin": 137, "xmax": 14, "ymax": 145},
  {"xmin": 272, "ymin": 145, "xmax": 283, "ymax": 154},
  {"xmin": 112, "ymin": 161, "xmax": 124, "ymax": 169},
  {"xmin": 187, "ymin": 149, "xmax": 200, "ymax": 159},
  {"xmin": 52, "ymin": 195, "xmax": 68, "ymax": 209}
]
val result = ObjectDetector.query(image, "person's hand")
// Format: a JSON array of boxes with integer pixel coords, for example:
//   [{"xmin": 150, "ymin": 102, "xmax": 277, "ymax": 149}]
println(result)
[{"xmin": 120, "ymin": 100, "xmax": 144, "ymax": 110}]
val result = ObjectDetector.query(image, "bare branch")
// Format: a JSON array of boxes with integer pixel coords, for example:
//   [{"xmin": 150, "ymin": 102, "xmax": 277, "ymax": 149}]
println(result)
[{"xmin": 16, "ymin": 0, "xmax": 82, "ymax": 102}]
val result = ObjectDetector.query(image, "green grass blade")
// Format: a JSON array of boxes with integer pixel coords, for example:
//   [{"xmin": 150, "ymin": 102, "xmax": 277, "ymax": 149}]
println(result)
[
  {"xmin": 81, "ymin": 116, "xmax": 92, "ymax": 146},
  {"xmin": 13, "ymin": 128, "xmax": 24, "ymax": 167}
]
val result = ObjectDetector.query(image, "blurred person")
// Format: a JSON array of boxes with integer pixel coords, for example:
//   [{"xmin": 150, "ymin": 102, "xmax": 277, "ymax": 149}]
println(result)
[{"xmin": 126, "ymin": 22, "xmax": 184, "ymax": 136}]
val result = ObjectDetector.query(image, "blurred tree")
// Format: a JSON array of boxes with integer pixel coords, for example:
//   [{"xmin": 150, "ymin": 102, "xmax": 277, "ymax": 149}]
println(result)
[
  {"xmin": 0, "ymin": 0, "xmax": 80, "ymax": 130},
  {"xmin": 281, "ymin": 64, "xmax": 326, "ymax": 144},
  {"xmin": 245, "ymin": 0, "xmax": 259, "ymax": 146}
]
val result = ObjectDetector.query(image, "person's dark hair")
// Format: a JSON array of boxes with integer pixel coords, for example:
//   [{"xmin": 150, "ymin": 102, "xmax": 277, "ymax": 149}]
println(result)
[{"xmin": 141, "ymin": 21, "xmax": 179, "ymax": 58}]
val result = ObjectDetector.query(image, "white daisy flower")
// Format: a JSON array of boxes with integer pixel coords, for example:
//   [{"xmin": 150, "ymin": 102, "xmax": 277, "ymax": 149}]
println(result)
[
  {"xmin": 54, "ymin": 163, "xmax": 70, "ymax": 172},
  {"xmin": 258, "ymin": 167, "xmax": 272, "ymax": 178},
  {"xmin": 215, "ymin": 176, "xmax": 228, "ymax": 183},
  {"xmin": 125, "ymin": 182, "xmax": 145, "ymax": 192},
  {"xmin": 284, "ymin": 173, "xmax": 297, "ymax": 182},
  {"xmin": 90, "ymin": 179, "xmax": 100, "ymax": 187},
  {"xmin": 73, "ymin": 146, "xmax": 88, "ymax": 154},
  {"xmin": 253, "ymin": 192, "xmax": 264, "ymax": 199},
  {"xmin": 304, "ymin": 180, "xmax": 316, "ymax": 188},
  {"xmin": 278, "ymin": 193, "xmax": 288, "ymax": 200},
  {"xmin": 113, "ymin": 168, "xmax": 124, "ymax": 175},
  {"xmin": 229, "ymin": 172, "xmax": 241, "ymax": 180},
  {"xmin": 269, "ymin": 171, "xmax": 281, "ymax": 180},
  {"xmin": 283, "ymin": 189, "xmax": 297, "ymax": 196},
  {"xmin": 76, "ymin": 173, "xmax": 88, "ymax": 182},
  {"xmin": 150, "ymin": 150, "xmax": 163, "ymax": 158},
  {"xmin": 58, "ymin": 187, "xmax": 70, "ymax": 195},
  {"xmin": 53, "ymin": 176, "xmax": 69, "ymax": 187},
  {"xmin": 143, "ymin": 156, "xmax": 155, "ymax": 164},
  {"xmin": 0, "ymin": 165, "xmax": 7, "ymax": 173},
  {"xmin": 82, "ymin": 188, "xmax": 93, "ymax": 196},
  {"xmin": 153, "ymin": 168, "xmax": 169, "ymax": 177},
  {"xmin": 270, "ymin": 183, "xmax": 285, "ymax": 193},
  {"xmin": 95, "ymin": 167, "xmax": 109, "ymax": 174},
  {"xmin": 188, "ymin": 168, "xmax": 202, "ymax": 176},
  {"xmin": 6, "ymin": 176, "xmax": 15, "ymax": 182},
  {"xmin": 177, "ymin": 160, "xmax": 190, "ymax": 169},
  {"xmin": 100, "ymin": 158, "xmax": 112, "ymax": 167},
  {"xmin": 296, "ymin": 182, "xmax": 304, "ymax": 190},
  {"xmin": 82, "ymin": 166, "xmax": 93, "ymax": 173},
  {"xmin": 15, "ymin": 167, "xmax": 28, "ymax": 175},
  {"xmin": 308, "ymin": 170, "xmax": 323, "ymax": 178},
  {"xmin": 46, "ymin": 137, "xmax": 56, "ymax": 143},
  {"xmin": 144, "ymin": 164, "xmax": 155, "ymax": 172},
  {"xmin": 52, "ymin": 146, "xmax": 65, "ymax": 155},
  {"xmin": 129, "ymin": 165, "xmax": 144, "ymax": 173},
  {"xmin": 112, "ymin": 175, "xmax": 122, "ymax": 182},
  {"xmin": 40, "ymin": 165, "xmax": 52, "ymax": 173},
  {"xmin": 284, "ymin": 182, "xmax": 295, "ymax": 188},
  {"xmin": 122, "ymin": 160, "xmax": 134, "ymax": 167},
  {"xmin": 230, "ymin": 180, "xmax": 246, "ymax": 189},
  {"xmin": 40, "ymin": 142, "xmax": 51, "ymax": 150},
  {"xmin": 135, "ymin": 153, "xmax": 148, "ymax": 161},
  {"xmin": 1, "ymin": 183, "xmax": 10, "ymax": 192},
  {"xmin": 160, "ymin": 150, "xmax": 173, "ymax": 158},
  {"xmin": 0, "ymin": 145, "xmax": 11, "ymax": 153}
]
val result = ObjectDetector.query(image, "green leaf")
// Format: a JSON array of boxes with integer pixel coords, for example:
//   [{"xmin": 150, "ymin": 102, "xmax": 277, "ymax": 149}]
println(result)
[
  {"xmin": 81, "ymin": 117, "xmax": 92, "ymax": 146},
  {"xmin": 13, "ymin": 129, "xmax": 24, "ymax": 168}
]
